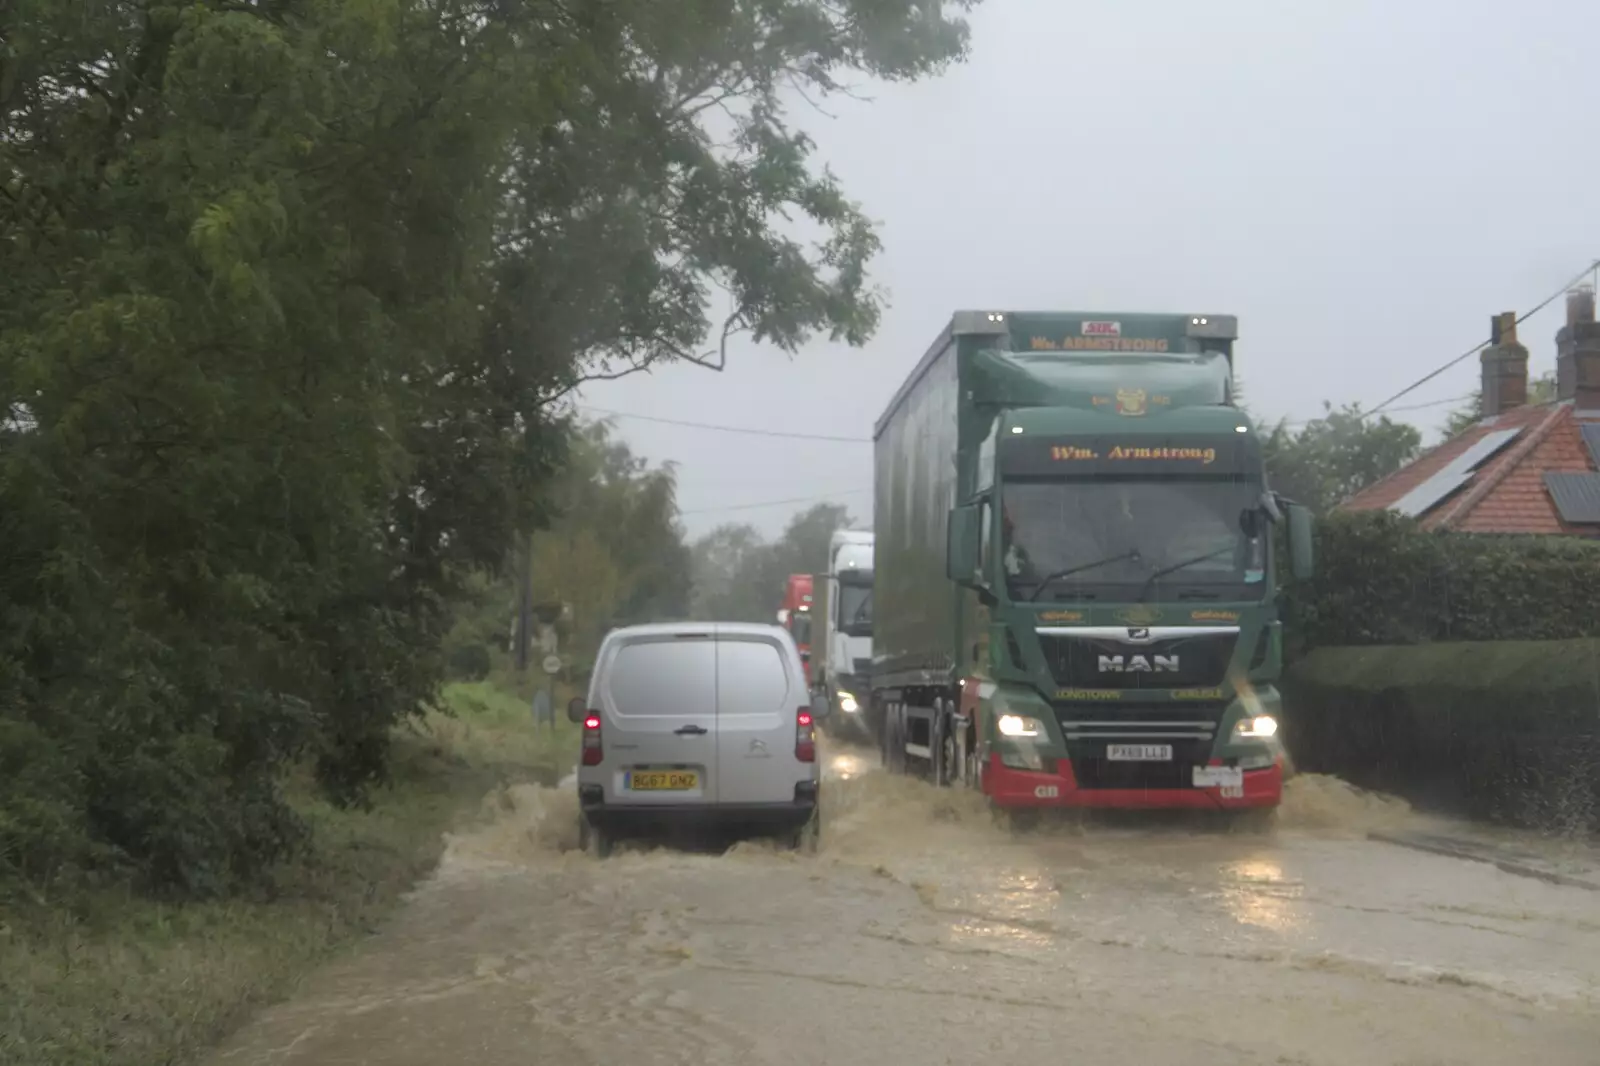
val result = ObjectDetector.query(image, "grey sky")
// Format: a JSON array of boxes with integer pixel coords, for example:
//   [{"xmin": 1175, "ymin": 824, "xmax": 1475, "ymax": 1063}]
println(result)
[{"xmin": 582, "ymin": 0, "xmax": 1600, "ymax": 540}]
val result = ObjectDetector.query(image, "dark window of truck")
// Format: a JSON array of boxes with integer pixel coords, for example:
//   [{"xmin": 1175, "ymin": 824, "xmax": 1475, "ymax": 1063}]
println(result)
[
  {"xmin": 1000, "ymin": 477, "xmax": 1265, "ymax": 599},
  {"xmin": 838, "ymin": 583, "xmax": 873, "ymax": 636}
]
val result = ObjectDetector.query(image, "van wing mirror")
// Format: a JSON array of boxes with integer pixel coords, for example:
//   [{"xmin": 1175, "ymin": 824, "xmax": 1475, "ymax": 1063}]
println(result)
[
  {"xmin": 945, "ymin": 504, "xmax": 984, "ymax": 587},
  {"xmin": 809, "ymin": 692, "xmax": 831, "ymax": 720},
  {"xmin": 566, "ymin": 696, "xmax": 587, "ymax": 724},
  {"xmin": 1286, "ymin": 503, "xmax": 1315, "ymax": 580}
]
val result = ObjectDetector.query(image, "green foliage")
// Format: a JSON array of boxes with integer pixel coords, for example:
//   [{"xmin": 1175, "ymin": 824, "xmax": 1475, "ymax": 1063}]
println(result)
[
  {"xmin": 690, "ymin": 502, "xmax": 856, "ymax": 621},
  {"xmin": 1, "ymin": 0, "xmax": 978, "ymax": 899},
  {"xmin": 1283, "ymin": 511, "xmax": 1600, "ymax": 653},
  {"xmin": 1259, "ymin": 402, "xmax": 1421, "ymax": 514},
  {"xmin": 1285, "ymin": 641, "xmax": 1600, "ymax": 831},
  {"xmin": 1442, "ymin": 370, "xmax": 1558, "ymax": 439},
  {"xmin": 441, "ymin": 420, "xmax": 693, "ymax": 681}
]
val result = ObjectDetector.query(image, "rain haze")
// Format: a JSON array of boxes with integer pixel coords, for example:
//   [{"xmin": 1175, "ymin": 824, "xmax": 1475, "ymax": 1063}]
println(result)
[{"xmin": 581, "ymin": 0, "xmax": 1600, "ymax": 538}]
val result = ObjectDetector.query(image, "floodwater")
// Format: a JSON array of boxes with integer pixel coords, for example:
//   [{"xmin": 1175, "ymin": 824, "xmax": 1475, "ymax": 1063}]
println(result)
[{"xmin": 210, "ymin": 744, "xmax": 1600, "ymax": 1066}]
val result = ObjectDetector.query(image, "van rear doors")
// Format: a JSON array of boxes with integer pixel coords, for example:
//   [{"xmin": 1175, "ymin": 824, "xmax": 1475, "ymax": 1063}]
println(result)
[{"xmin": 598, "ymin": 631, "xmax": 718, "ymax": 805}]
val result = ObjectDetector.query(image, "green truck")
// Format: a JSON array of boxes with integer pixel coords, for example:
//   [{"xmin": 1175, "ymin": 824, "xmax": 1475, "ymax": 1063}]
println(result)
[{"xmin": 868, "ymin": 310, "xmax": 1314, "ymax": 820}]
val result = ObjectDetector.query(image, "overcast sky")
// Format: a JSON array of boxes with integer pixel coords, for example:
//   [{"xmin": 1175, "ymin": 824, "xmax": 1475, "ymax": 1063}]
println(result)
[{"xmin": 580, "ymin": 0, "xmax": 1600, "ymax": 540}]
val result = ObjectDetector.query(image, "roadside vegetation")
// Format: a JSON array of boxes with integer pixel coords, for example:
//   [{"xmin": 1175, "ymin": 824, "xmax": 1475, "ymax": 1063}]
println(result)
[
  {"xmin": 1, "ymin": 683, "xmax": 574, "ymax": 1066},
  {"xmin": 2, "ymin": 1, "xmax": 977, "ymax": 1061},
  {"xmin": 1283, "ymin": 511, "xmax": 1600, "ymax": 833}
]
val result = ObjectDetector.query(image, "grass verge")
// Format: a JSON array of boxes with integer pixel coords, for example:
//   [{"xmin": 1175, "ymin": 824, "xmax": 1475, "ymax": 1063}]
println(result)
[{"xmin": 0, "ymin": 680, "xmax": 576, "ymax": 1066}]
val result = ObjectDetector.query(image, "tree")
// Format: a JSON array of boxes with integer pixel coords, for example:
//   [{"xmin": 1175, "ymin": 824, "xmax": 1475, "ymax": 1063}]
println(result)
[
  {"xmin": 1262, "ymin": 402, "xmax": 1422, "ymax": 515},
  {"xmin": 444, "ymin": 420, "xmax": 691, "ymax": 679},
  {"xmin": 1, "ymin": 0, "xmax": 979, "ymax": 896},
  {"xmin": 689, "ymin": 502, "xmax": 857, "ymax": 621},
  {"xmin": 1442, "ymin": 371, "xmax": 1559, "ymax": 438},
  {"xmin": 688, "ymin": 523, "xmax": 772, "ymax": 621}
]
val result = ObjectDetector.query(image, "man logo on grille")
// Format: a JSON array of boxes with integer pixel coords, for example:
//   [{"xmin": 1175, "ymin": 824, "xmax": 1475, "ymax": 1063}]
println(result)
[{"xmin": 1098, "ymin": 654, "xmax": 1180, "ymax": 673}]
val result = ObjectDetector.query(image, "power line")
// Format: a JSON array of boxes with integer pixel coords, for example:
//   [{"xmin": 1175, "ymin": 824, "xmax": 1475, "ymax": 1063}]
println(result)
[
  {"xmin": 678, "ymin": 486, "xmax": 871, "ymax": 516},
  {"xmin": 1276, "ymin": 391, "xmax": 1474, "ymax": 429},
  {"xmin": 1363, "ymin": 258, "xmax": 1600, "ymax": 418},
  {"xmin": 580, "ymin": 405, "xmax": 870, "ymax": 443}
]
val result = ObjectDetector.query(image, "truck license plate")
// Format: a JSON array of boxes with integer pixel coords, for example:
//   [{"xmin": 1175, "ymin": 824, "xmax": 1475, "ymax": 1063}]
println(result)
[
  {"xmin": 1106, "ymin": 744, "xmax": 1172, "ymax": 762},
  {"xmin": 1193, "ymin": 766, "xmax": 1244, "ymax": 789}
]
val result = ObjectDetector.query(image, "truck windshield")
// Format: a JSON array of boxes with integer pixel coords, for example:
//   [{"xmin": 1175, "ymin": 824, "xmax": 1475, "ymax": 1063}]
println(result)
[
  {"xmin": 1000, "ymin": 478, "xmax": 1266, "ymax": 602},
  {"xmin": 837, "ymin": 581, "xmax": 873, "ymax": 637}
]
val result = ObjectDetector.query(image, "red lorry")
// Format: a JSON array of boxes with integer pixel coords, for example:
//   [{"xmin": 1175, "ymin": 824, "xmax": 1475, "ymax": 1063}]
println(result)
[{"xmin": 777, "ymin": 573, "xmax": 814, "ymax": 685}]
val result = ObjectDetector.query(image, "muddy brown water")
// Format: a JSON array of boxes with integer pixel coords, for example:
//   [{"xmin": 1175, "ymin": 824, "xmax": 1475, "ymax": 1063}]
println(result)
[{"xmin": 209, "ymin": 743, "xmax": 1600, "ymax": 1065}]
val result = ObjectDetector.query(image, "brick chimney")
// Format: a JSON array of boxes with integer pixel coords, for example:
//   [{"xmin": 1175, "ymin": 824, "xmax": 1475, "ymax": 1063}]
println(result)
[
  {"xmin": 1480, "ymin": 310, "xmax": 1528, "ymax": 417},
  {"xmin": 1556, "ymin": 285, "xmax": 1600, "ymax": 411}
]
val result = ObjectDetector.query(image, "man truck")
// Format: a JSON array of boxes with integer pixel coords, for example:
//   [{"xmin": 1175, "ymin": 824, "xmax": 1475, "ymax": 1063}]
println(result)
[
  {"xmin": 811, "ymin": 529, "xmax": 875, "ymax": 743},
  {"xmin": 869, "ymin": 310, "xmax": 1314, "ymax": 824},
  {"xmin": 777, "ymin": 573, "xmax": 814, "ymax": 686}
]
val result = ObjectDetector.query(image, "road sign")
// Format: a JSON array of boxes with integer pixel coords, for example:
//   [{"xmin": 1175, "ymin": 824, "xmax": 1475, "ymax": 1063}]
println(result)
[{"xmin": 541, "ymin": 654, "xmax": 562, "ymax": 675}]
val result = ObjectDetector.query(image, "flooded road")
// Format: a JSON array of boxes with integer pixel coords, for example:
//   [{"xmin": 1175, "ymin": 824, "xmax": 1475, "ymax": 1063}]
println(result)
[{"xmin": 211, "ymin": 745, "xmax": 1600, "ymax": 1066}]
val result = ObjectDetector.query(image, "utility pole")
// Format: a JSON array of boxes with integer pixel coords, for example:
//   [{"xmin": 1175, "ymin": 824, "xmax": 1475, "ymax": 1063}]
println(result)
[{"xmin": 514, "ymin": 535, "xmax": 532, "ymax": 675}]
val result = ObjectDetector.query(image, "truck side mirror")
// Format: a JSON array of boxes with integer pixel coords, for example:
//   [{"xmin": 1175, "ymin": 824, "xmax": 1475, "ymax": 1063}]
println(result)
[
  {"xmin": 945, "ymin": 504, "xmax": 984, "ymax": 587},
  {"xmin": 1286, "ymin": 503, "xmax": 1315, "ymax": 580},
  {"xmin": 566, "ymin": 696, "xmax": 587, "ymax": 724},
  {"xmin": 809, "ymin": 692, "xmax": 831, "ymax": 721}
]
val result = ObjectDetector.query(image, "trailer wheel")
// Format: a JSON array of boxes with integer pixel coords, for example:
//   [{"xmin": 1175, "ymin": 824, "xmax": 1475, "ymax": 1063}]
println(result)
[
  {"xmin": 933, "ymin": 704, "xmax": 960, "ymax": 789},
  {"xmin": 885, "ymin": 702, "xmax": 908, "ymax": 775}
]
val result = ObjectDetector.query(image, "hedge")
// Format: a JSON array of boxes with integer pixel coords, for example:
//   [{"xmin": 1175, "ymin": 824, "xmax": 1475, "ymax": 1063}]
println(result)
[
  {"xmin": 1283, "ymin": 640, "xmax": 1600, "ymax": 831},
  {"xmin": 1282, "ymin": 510, "xmax": 1600, "ymax": 653}
]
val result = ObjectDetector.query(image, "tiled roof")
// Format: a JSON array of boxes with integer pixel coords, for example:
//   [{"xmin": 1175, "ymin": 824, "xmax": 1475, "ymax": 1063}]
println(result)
[{"xmin": 1341, "ymin": 400, "xmax": 1600, "ymax": 534}]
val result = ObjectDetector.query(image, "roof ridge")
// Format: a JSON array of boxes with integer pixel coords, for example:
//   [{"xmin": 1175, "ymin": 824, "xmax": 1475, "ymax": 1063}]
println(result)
[{"xmin": 1436, "ymin": 402, "xmax": 1569, "ymax": 530}]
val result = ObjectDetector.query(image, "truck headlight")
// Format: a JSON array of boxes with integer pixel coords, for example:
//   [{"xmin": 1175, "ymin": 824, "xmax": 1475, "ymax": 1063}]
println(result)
[
  {"xmin": 1232, "ymin": 714, "xmax": 1278, "ymax": 740},
  {"xmin": 837, "ymin": 691, "xmax": 859, "ymax": 713},
  {"xmin": 997, "ymin": 713, "xmax": 1045, "ymax": 739}
]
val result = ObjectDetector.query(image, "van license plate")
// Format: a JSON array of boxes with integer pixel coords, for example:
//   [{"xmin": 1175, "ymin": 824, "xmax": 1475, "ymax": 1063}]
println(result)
[
  {"xmin": 1106, "ymin": 744, "xmax": 1172, "ymax": 762},
  {"xmin": 626, "ymin": 770, "xmax": 699, "ymax": 791}
]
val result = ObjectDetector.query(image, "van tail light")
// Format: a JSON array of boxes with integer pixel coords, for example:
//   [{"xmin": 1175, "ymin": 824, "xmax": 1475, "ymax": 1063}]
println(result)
[
  {"xmin": 581, "ymin": 713, "xmax": 603, "ymax": 766},
  {"xmin": 795, "ymin": 709, "xmax": 816, "ymax": 763}
]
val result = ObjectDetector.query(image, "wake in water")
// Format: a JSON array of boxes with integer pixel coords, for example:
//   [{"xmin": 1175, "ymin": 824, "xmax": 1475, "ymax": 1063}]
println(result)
[{"xmin": 438, "ymin": 740, "xmax": 1430, "ymax": 882}]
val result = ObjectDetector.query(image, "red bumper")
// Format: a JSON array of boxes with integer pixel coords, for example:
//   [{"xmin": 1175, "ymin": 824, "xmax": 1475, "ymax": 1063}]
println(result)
[{"xmin": 982, "ymin": 753, "xmax": 1283, "ymax": 810}]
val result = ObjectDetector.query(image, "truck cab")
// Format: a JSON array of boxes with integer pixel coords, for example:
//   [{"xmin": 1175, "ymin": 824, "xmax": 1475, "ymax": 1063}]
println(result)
[
  {"xmin": 777, "ymin": 574, "xmax": 814, "ymax": 686},
  {"xmin": 871, "ymin": 310, "xmax": 1315, "ymax": 820},
  {"xmin": 814, "ymin": 529, "xmax": 875, "ymax": 741}
]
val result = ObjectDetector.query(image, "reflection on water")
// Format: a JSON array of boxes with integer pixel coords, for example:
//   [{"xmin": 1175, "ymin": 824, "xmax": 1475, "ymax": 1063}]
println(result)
[
  {"xmin": 942, "ymin": 867, "xmax": 1062, "ymax": 950},
  {"xmin": 1219, "ymin": 855, "xmax": 1305, "ymax": 933},
  {"xmin": 209, "ymin": 740, "xmax": 1600, "ymax": 1066},
  {"xmin": 825, "ymin": 748, "xmax": 872, "ymax": 781}
]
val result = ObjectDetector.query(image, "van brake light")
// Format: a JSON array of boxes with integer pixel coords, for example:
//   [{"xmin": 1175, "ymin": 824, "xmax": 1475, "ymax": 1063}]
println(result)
[
  {"xmin": 795, "ymin": 709, "xmax": 815, "ymax": 763},
  {"xmin": 582, "ymin": 713, "xmax": 603, "ymax": 766}
]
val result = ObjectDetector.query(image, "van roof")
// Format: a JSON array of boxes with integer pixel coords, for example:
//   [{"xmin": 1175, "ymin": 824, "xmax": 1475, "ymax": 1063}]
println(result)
[{"xmin": 606, "ymin": 621, "xmax": 789, "ymax": 641}]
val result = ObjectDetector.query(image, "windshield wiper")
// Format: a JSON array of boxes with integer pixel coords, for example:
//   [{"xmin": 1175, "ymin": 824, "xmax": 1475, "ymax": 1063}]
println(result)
[
  {"xmin": 1027, "ymin": 550, "xmax": 1143, "ymax": 602},
  {"xmin": 1134, "ymin": 547, "xmax": 1236, "ymax": 602}
]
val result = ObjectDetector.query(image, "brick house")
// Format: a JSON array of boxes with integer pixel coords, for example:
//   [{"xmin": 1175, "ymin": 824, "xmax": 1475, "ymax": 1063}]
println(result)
[{"xmin": 1342, "ymin": 287, "xmax": 1600, "ymax": 533}]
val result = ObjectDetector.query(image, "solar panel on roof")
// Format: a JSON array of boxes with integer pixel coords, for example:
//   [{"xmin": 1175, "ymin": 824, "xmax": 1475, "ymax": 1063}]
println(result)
[
  {"xmin": 1544, "ymin": 471, "xmax": 1600, "ymax": 524},
  {"xmin": 1390, "ymin": 471, "xmax": 1472, "ymax": 518},
  {"xmin": 1448, "ymin": 426, "xmax": 1524, "ymax": 473},
  {"xmin": 1579, "ymin": 423, "xmax": 1600, "ymax": 469},
  {"xmin": 1388, "ymin": 426, "xmax": 1524, "ymax": 518}
]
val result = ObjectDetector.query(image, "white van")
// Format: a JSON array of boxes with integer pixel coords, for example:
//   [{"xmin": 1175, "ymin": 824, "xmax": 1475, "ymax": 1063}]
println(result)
[{"xmin": 568, "ymin": 621, "xmax": 831, "ymax": 857}]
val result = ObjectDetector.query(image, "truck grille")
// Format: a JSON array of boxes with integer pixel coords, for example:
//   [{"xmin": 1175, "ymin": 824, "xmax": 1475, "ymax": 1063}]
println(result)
[
  {"xmin": 1036, "ymin": 629, "xmax": 1237, "ymax": 690},
  {"xmin": 1053, "ymin": 702, "xmax": 1225, "ymax": 790},
  {"xmin": 852, "ymin": 658, "xmax": 872, "ymax": 677}
]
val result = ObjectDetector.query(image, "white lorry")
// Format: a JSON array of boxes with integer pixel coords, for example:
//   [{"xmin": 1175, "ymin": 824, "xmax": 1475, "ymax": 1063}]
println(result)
[{"xmin": 811, "ymin": 529, "xmax": 875, "ymax": 743}]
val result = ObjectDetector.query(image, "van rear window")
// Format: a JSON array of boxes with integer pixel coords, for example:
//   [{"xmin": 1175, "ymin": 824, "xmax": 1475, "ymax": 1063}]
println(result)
[
  {"xmin": 715, "ymin": 640, "xmax": 790, "ymax": 713},
  {"xmin": 607, "ymin": 639, "xmax": 715, "ymax": 718}
]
